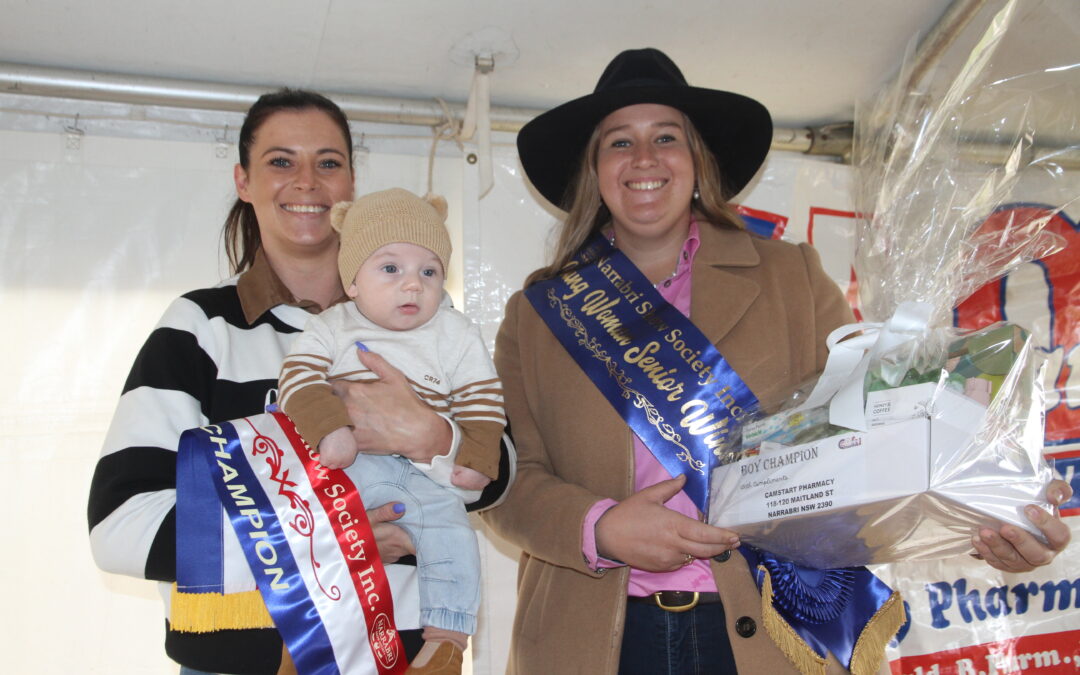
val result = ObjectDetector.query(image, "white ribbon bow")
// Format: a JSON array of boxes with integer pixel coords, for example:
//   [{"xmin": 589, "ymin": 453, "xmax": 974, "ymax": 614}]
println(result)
[{"xmin": 794, "ymin": 300, "xmax": 935, "ymax": 431}]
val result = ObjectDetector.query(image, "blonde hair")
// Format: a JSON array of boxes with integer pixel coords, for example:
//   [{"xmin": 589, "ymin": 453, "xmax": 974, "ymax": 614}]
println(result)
[{"xmin": 524, "ymin": 112, "xmax": 746, "ymax": 287}]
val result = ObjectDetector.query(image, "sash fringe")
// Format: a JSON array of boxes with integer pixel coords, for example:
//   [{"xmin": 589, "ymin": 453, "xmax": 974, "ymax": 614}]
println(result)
[
  {"xmin": 850, "ymin": 590, "xmax": 905, "ymax": 675},
  {"xmin": 760, "ymin": 566, "xmax": 828, "ymax": 675},
  {"xmin": 170, "ymin": 584, "xmax": 274, "ymax": 632},
  {"xmin": 760, "ymin": 566, "xmax": 904, "ymax": 675}
]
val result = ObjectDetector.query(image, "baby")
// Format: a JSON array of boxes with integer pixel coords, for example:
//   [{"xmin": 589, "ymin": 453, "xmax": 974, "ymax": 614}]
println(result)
[{"xmin": 279, "ymin": 188, "xmax": 503, "ymax": 674}]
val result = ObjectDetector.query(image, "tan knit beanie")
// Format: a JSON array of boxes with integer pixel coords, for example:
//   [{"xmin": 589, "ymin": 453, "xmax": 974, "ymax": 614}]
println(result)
[{"xmin": 330, "ymin": 188, "xmax": 451, "ymax": 289}]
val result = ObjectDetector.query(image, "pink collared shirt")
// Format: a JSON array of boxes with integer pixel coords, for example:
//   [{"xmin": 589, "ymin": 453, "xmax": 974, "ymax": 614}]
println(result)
[{"xmin": 581, "ymin": 219, "xmax": 719, "ymax": 596}]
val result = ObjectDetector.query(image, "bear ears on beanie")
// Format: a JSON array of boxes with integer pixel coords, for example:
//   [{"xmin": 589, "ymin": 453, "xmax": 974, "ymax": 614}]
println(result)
[
  {"xmin": 330, "ymin": 200, "xmax": 352, "ymax": 233},
  {"xmin": 424, "ymin": 193, "xmax": 448, "ymax": 222},
  {"xmin": 331, "ymin": 192, "xmax": 447, "ymax": 233}
]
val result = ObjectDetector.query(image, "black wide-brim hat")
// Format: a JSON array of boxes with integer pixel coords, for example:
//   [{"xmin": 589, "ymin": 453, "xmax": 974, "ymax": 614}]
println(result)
[{"xmin": 518, "ymin": 48, "xmax": 773, "ymax": 208}]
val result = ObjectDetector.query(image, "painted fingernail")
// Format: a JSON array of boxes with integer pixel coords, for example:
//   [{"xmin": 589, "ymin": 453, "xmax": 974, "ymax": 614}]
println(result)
[
  {"xmin": 355, "ymin": 341, "xmax": 369, "ymax": 352},
  {"xmin": 392, "ymin": 502, "xmax": 406, "ymax": 514}
]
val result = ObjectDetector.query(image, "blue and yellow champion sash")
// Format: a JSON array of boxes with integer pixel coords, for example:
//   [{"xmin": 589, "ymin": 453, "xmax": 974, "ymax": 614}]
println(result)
[
  {"xmin": 526, "ymin": 235, "xmax": 902, "ymax": 675},
  {"xmin": 525, "ymin": 235, "xmax": 757, "ymax": 508},
  {"xmin": 177, "ymin": 412, "xmax": 407, "ymax": 675}
]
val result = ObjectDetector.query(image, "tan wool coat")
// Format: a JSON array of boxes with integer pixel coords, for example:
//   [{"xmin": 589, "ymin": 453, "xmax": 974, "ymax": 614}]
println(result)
[{"xmin": 482, "ymin": 222, "xmax": 857, "ymax": 674}]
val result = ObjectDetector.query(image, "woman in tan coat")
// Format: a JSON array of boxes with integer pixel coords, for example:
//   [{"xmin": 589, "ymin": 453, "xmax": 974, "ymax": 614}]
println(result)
[{"xmin": 482, "ymin": 48, "xmax": 1072, "ymax": 675}]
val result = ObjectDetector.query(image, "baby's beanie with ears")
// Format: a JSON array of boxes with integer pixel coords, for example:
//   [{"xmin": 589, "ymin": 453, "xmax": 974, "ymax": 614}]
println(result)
[{"xmin": 332, "ymin": 188, "xmax": 452, "ymax": 289}]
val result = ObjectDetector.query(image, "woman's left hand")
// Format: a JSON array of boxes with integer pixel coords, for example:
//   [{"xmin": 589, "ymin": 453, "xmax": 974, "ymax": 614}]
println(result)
[
  {"xmin": 330, "ymin": 348, "xmax": 453, "ymax": 462},
  {"xmin": 972, "ymin": 478, "xmax": 1072, "ymax": 573}
]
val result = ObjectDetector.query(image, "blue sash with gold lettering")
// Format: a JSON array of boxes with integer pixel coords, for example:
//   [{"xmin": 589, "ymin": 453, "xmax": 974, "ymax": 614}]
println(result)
[
  {"xmin": 525, "ymin": 235, "xmax": 756, "ymax": 508},
  {"xmin": 526, "ymin": 235, "xmax": 902, "ymax": 675}
]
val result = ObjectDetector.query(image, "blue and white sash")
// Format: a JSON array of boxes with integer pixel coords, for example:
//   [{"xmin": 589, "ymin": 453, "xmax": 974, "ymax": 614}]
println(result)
[
  {"xmin": 527, "ymin": 235, "xmax": 902, "ymax": 675},
  {"xmin": 177, "ymin": 412, "xmax": 406, "ymax": 675}
]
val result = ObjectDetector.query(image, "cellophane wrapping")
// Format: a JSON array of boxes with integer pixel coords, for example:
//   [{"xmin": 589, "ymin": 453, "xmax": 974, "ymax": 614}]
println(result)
[{"xmin": 708, "ymin": 0, "xmax": 1079, "ymax": 569}]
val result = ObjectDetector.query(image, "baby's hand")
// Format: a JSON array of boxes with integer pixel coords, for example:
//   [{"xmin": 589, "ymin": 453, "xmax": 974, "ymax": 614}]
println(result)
[
  {"xmin": 451, "ymin": 465, "xmax": 491, "ymax": 491},
  {"xmin": 317, "ymin": 427, "xmax": 359, "ymax": 469}
]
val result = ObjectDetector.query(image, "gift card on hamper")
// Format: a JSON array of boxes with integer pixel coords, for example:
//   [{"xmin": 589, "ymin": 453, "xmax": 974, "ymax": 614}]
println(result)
[{"xmin": 709, "ymin": 420, "xmax": 930, "ymax": 568}]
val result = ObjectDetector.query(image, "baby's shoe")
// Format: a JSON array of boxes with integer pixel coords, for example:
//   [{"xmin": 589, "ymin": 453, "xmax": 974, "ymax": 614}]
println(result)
[{"xmin": 403, "ymin": 641, "xmax": 463, "ymax": 674}]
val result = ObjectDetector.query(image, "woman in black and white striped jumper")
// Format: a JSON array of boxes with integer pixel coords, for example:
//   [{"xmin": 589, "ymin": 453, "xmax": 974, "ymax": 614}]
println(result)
[{"xmin": 87, "ymin": 89, "xmax": 512, "ymax": 675}]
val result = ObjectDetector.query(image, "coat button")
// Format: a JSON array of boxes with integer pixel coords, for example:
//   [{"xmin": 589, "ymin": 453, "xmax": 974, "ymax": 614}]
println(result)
[
  {"xmin": 713, "ymin": 550, "xmax": 731, "ymax": 563},
  {"xmin": 735, "ymin": 616, "xmax": 757, "ymax": 638}
]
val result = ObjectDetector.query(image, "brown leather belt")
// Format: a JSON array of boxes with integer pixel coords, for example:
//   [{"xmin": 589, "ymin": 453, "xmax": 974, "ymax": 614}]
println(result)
[{"xmin": 627, "ymin": 591, "xmax": 722, "ymax": 613}]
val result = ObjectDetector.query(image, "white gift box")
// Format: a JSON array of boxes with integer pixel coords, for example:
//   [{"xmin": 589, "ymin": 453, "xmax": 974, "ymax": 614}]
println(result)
[{"xmin": 707, "ymin": 383, "xmax": 1053, "ymax": 569}]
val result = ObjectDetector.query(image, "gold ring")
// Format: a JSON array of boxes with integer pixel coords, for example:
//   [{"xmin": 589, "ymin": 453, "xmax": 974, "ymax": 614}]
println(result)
[{"xmin": 681, "ymin": 554, "xmax": 694, "ymax": 567}]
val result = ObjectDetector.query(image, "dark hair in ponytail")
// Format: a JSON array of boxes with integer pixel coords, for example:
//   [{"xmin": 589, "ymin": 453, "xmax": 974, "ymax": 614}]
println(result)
[{"xmin": 223, "ymin": 88, "xmax": 353, "ymax": 274}]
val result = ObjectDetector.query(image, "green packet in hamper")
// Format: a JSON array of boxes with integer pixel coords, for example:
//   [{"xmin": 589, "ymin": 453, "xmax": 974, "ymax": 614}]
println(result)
[
  {"xmin": 738, "ymin": 323, "xmax": 1029, "ymax": 456},
  {"xmin": 866, "ymin": 323, "xmax": 1027, "ymax": 400}
]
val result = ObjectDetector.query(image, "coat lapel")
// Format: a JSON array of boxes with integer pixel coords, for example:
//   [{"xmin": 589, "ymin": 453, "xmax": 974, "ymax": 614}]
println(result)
[{"xmin": 690, "ymin": 224, "xmax": 761, "ymax": 346}]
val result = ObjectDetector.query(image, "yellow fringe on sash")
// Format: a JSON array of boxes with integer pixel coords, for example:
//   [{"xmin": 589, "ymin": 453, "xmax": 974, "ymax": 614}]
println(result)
[
  {"xmin": 760, "ymin": 567, "xmax": 828, "ymax": 675},
  {"xmin": 759, "ymin": 566, "xmax": 905, "ymax": 675},
  {"xmin": 170, "ymin": 584, "xmax": 275, "ymax": 633},
  {"xmin": 850, "ymin": 590, "xmax": 905, "ymax": 675}
]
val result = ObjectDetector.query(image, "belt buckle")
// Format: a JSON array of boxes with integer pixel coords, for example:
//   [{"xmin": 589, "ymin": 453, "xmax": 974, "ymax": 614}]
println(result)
[{"xmin": 653, "ymin": 591, "xmax": 699, "ymax": 613}]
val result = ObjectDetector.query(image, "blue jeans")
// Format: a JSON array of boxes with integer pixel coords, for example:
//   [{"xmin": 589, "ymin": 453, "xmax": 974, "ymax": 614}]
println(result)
[
  {"xmin": 346, "ymin": 454, "xmax": 480, "ymax": 635},
  {"xmin": 618, "ymin": 599, "xmax": 738, "ymax": 674}
]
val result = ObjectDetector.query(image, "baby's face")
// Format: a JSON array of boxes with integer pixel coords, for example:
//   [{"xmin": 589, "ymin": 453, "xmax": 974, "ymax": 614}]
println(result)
[{"xmin": 347, "ymin": 242, "xmax": 445, "ymax": 331}]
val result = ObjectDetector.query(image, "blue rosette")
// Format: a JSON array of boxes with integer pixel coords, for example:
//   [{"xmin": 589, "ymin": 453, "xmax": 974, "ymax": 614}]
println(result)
[{"xmin": 742, "ymin": 547, "xmax": 903, "ymax": 675}]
